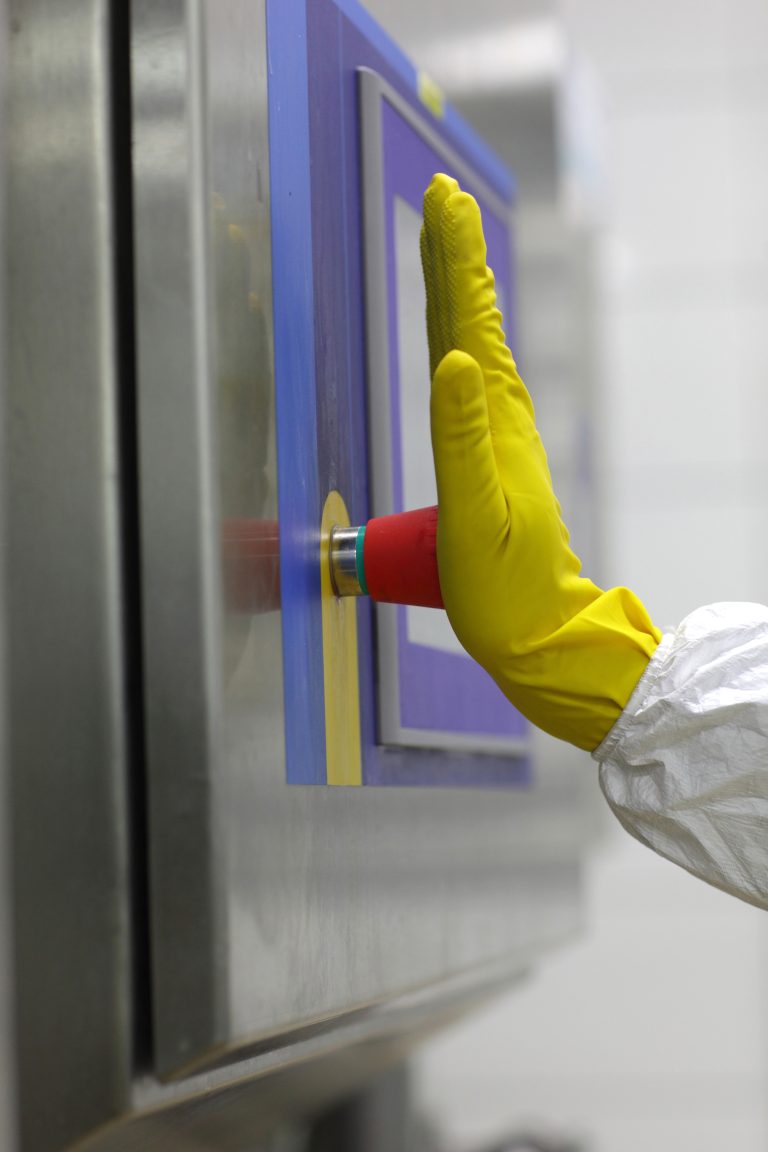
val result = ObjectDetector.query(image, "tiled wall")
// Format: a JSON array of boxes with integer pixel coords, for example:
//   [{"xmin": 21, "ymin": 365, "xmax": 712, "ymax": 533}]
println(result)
[{"xmin": 414, "ymin": 1, "xmax": 768, "ymax": 1149}]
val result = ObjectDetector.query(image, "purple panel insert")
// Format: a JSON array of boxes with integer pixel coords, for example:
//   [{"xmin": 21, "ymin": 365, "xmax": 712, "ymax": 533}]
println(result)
[{"xmin": 380, "ymin": 101, "xmax": 526, "ymax": 741}]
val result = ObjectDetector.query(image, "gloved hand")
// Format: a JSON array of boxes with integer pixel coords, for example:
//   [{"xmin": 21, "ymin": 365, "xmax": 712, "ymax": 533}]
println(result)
[{"xmin": 421, "ymin": 173, "xmax": 661, "ymax": 750}]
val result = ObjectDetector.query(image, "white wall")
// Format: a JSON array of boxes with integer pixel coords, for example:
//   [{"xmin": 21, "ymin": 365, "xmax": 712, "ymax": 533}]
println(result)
[
  {"xmin": 580, "ymin": 0, "xmax": 768, "ymax": 629},
  {"xmin": 403, "ymin": 1, "xmax": 768, "ymax": 1148},
  {"xmin": 415, "ymin": 834, "xmax": 768, "ymax": 1150}
]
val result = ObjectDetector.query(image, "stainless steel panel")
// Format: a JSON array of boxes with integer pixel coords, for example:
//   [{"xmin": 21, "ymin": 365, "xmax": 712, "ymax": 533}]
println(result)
[
  {"xmin": 131, "ymin": 0, "xmax": 226, "ymax": 1074},
  {"xmin": 134, "ymin": 0, "xmax": 593, "ymax": 1082},
  {"xmin": 0, "ymin": 2, "xmax": 16, "ymax": 1146},
  {"xmin": 5, "ymin": 1, "xmax": 133, "ymax": 1147},
  {"xmin": 81, "ymin": 958, "xmax": 532, "ymax": 1151}
]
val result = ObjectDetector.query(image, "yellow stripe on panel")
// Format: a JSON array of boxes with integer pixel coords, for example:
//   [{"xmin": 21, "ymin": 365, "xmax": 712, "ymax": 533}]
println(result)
[{"xmin": 320, "ymin": 491, "xmax": 363, "ymax": 786}]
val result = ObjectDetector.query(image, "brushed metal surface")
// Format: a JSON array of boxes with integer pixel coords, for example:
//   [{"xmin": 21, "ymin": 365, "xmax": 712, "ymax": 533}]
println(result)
[
  {"xmin": 329, "ymin": 526, "xmax": 365, "ymax": 598},
  {"xmin": 0, "ymin": 1, "xmax": 16, "ymax": 1147},
  {"xmin": 4, "ymin": 1, "xmax": 133, "ymax": 1147},
  {"xmin": 133, "ymin": 0, "xmax": 594, "ymax": 1083},
  {"xmin": 131, "ymin": 0, "xmax": 226, "ymax": 1074},
  {"xmin": 80, "ymin": 955, "xmax": 533, "ymax": 1151}
]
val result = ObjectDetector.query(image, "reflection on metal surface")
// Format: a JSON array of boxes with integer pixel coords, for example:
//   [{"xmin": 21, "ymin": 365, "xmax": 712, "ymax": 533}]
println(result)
[
  {"xmin": 221, "ymin": 518, "xmax": 280, "ymax": 614},
  {"xmin": 214, "ymin": 196, "xmax": 275, "ymax": 675}
]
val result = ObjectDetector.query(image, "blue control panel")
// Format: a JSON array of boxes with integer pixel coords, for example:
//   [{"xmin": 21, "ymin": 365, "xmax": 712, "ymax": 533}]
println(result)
[{"xmin": 267, "ymin": 0, "xmax": 531, "ymax": 785}]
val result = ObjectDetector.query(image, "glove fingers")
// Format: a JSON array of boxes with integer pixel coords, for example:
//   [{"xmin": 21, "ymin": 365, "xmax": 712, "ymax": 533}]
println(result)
[
  {"xmin": 421, "ymin": 173, "xmax": 460, "ymax": 378},
  {"xmin": 440, "ymin": 189, "xmax": 537, "ymax": 432},
  {"xmin": 420, "ymin": 224, "xmax": 443, "ymax": 381},
  {"xmin": 430, "ymin": 350, "xmax": 509, "ymax": 560}
]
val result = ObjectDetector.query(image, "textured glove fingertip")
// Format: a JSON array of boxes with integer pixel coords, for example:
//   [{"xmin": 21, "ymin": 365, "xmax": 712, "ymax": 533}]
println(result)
[
  {"xmin": 423, "ymin": 175, "xmax": 461, "ymax": 372},
  {"xmin": 420, "ymin": 225, "xmax": 442, "ymax": 377},
  {"xmin": 442, "ymin": 189, "xmax": 487, "ymax": 268},
  {"xmin": 424, "ymin": 172, "xmax": 460, "ymax": 222}
]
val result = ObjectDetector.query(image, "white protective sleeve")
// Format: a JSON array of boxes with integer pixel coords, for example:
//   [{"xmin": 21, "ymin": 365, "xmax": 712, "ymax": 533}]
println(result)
[{"xmin": 593, "ymin": 602, "xmax": 768, "ymax": 910}]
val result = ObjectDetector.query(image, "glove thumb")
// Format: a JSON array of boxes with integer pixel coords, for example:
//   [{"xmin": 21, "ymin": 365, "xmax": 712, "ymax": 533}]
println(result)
[{"xmin": 430, "ymin": 350, "xmax": 508, "ymax": 553}]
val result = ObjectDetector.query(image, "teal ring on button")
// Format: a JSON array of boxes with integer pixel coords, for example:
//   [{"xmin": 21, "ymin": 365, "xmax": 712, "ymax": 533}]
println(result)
[{"xmin": 355, "ymin": 525, "xmax": 368, "ymax": 596}]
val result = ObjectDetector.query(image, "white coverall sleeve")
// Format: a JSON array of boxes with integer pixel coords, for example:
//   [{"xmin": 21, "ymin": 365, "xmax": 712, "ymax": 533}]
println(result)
[{"xmin": 593, "ymin": 602, "xmax": 768, "ymax": 910}]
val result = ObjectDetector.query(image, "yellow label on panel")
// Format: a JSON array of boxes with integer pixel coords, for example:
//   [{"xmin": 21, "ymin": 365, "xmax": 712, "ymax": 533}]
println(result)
[
  {"xmin": 418, "ymin": 71, "xmax": 445, "ymax": 119},
  {"xmin": 320, "ymin": 491, "xmax": 363, "ymax": 786}
]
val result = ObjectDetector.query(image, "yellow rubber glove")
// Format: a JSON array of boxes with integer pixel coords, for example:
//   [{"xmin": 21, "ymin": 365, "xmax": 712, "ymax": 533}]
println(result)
[{"xmin": 421, "ymin": 173, "xmax": 661, "ymax": 751}]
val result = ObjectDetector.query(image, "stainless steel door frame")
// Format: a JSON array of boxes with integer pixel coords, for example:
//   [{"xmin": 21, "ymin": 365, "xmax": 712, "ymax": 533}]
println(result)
[
  {"xmin": 0, "ymin": 0, "xmax": 17, "ymax": 1147},
  {"xmin": 131, "ymin": 0, "xmax": 227, "ymax": 1074},
  {"xmin": 4, "ymin": 1, "xmax": 134, "ymax": 1147}
]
